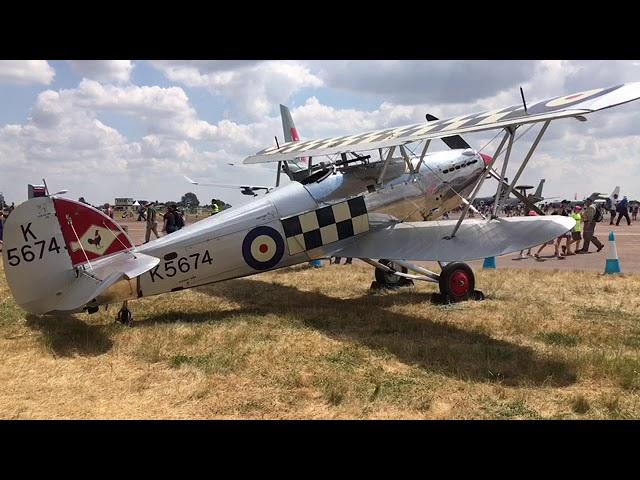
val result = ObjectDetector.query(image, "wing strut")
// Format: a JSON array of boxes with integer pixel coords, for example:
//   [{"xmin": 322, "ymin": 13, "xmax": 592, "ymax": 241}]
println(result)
[
  {"xmin": 399, "ymin": 145, "xmax": 415, "ymax": 174},
  {"xmin": 491, "ymin": 127, "xmax": 516, "ymax": 218},
  {"xmin": 376, "ymin": 146, "xmax": 396, "ymax": 186},
  {"xmin": 445, "ymin": 130, "xmax": 511, "ymax": 239},
  {"xmin": 494, "ymin": 120, "xmax": 550, "ymax": 215},
  {"xmin": 415, "ymin": 140, "xmax": 431, "ymax": 172}
]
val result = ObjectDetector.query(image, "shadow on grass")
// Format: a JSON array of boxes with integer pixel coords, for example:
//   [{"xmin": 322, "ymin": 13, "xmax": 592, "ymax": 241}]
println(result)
[
  {"xmin": 25, "ymin": 313, "xmax": 114, "ymax": 358},
  {"xmin": 172, "ymin": 278, "xmax": 577, "ymax": 387}
]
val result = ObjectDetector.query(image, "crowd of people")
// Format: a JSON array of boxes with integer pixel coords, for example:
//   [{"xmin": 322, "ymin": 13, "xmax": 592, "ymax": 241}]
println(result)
[
  {"xmin": 516, "ymin": 199, "xmax": 606, "ymax": 261},
  {"xmin": 140, "ymin": 201, "xmax": 186, "ymax": 243}
]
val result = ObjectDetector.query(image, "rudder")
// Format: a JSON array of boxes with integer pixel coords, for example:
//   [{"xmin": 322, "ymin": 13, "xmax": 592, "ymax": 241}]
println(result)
[{"xmin": 2, "ymin": 197, "xmax": 134, "ymax": 314}]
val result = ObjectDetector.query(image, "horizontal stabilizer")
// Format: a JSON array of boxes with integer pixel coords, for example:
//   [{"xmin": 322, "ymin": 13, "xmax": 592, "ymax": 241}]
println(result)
[
  {"xmin": 55, "ymin": 252, "xmax": 159, "ymax": 312},
  {"xmin": 324, "ymin": 216, "xmax": 575, "ymax": 262}
]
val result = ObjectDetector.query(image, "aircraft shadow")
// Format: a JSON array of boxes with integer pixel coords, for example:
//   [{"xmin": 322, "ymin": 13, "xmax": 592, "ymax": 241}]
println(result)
[
  {"xmin": 180, "ymin": 279, "xmax": 577, "ymax": 387},
  {"xmin": 25, "ymin": 313, "xmax": 114, "ymax": 358}
]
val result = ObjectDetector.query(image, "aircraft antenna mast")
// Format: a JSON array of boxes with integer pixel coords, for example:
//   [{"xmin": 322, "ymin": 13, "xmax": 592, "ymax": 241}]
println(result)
[
  {"xmin": 274, "ymin": 136, "xmax": 282, "ymax": 187},
  {"xmin": 520, "ymin": 87, "xmax": 528, "ymax": 114}
]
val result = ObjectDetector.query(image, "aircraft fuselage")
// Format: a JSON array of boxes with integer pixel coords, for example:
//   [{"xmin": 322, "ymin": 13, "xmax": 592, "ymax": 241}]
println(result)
[{"xmin": 91, "ymin": 149, "xmax": 487, "ymax": 309}]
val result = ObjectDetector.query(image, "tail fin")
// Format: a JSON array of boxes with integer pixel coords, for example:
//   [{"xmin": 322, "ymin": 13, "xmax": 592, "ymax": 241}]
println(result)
[
  {"xmin": 279, "ymin": 104, "xmax": 311, "ymax": 178},
  {"xmin": 534, "ymin": 179, "xmax": 545, "ymax": 199},
  {"xmin": 280, "ymin": 104, "xmax": 299, "ymax": 142},
  {"xmin": 2, "ymin": 197, "xmax": 155, "ymax": 314},
  {"xmin": 611, "ymin": 186, "xmax": 620, "ymax": 199}
]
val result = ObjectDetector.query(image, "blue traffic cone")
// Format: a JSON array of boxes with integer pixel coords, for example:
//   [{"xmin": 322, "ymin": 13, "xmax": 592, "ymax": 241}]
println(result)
[
  {"xmin": 483, "ymin": 256, "xmax": 496, "ymax": 269},
  {"xmin": 604, "ymin": 231, "xmax": 621, "ymax": 274}
]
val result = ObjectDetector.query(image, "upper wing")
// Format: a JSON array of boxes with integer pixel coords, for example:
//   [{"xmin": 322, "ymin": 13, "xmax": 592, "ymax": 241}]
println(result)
[
  {"xmin": 184, "ymin": 175, "xmax": 271, "ymax": 190},
  {"xmin": 244, "ymin": 83, "xmax": 640, "ymax": 164}
]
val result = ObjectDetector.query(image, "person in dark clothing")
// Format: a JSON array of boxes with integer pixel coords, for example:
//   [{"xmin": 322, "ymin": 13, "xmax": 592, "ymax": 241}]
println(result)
[
  {"xmin": 615, "ymin": 196, "xmax": 631, "ymax": 226},
  {"xmin": 163, "ymin": 205, "xmax": 178, "ymax": 234}
]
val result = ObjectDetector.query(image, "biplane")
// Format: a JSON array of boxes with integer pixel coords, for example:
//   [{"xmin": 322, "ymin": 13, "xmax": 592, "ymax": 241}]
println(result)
[{"xmin": 3, "ymin": 83, "xmax": 639, "ymax": 324}]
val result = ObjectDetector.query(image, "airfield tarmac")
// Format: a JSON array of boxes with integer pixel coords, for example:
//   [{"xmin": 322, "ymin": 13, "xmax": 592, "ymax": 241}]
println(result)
[{"xmin": 118, "ymin": 215, "xmax": 640, "ymax": 273}]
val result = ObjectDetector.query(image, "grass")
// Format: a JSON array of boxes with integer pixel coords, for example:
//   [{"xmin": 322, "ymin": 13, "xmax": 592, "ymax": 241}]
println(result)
[
  {"xmin": 2, "ymin": 261, "xmax": 640, "ymax": 418},
  {"xmin": 537, "ymin": 331, "xmax": 580, "ymax": 347}
]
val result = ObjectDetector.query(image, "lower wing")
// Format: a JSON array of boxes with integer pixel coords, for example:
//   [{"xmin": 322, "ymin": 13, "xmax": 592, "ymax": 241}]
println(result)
[{"xmin": 322, "ymin": 216, "xmax": 574, "ymax": 262}]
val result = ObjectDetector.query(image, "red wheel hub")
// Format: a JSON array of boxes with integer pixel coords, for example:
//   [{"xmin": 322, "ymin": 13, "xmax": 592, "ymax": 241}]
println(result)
[{"xmin": 449, "ymin": 270, "xmax": 470, "ymax": 297}]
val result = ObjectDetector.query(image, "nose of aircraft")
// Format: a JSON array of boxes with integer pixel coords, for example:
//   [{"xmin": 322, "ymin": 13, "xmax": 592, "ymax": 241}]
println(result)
[{"xmin": 480, "ymin": 153, "xmax": 493, "ymax": 166}]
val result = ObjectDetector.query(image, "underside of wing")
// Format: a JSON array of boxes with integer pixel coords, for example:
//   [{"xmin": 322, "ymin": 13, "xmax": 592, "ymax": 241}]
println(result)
[
  {"xmin": 322, "ymin": 216, "xmax": 575, "ymax": 262},
  {"xmin": 244, "ymin": 82, "xmax": 640, "ymax": 164}
]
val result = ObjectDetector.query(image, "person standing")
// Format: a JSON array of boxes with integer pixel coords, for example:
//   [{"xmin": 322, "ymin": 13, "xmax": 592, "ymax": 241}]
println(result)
[
  {"xmin": 615, "ymin": 196, "xmax": 631, "ymax": 226},
  {"xmin": 633, "ymin": 203, "xmax": 639, "ymax": 221},
  {"xmin": 578, "ymin": 199, "xmax": 604, "ymax": 253},
  {"xmin": 518, "ymin": 210, "xmax": 538, "ymax": 258},
  {"xmin": 163, "ymin": 204, "xmax": 177, "ymax": 234},
  {"xmin": 174, "ymin": 205, "xmax": 185, "ymax": 230},
  {"xmin": 535, "ymin": 209, "xmax": 568, "ymax": 260},
  {"xmin": 568, "ymin": 205, "xmax": 583, "ymax": 254},
  {"xmin": 144, "ymin": 201, "xmax": 160, "ymax": 243},
  {"xmin": 608, "ymin": 194, "xmax": 619, "ymax": 225},
  {"xmin": 211, "ymin": 200, "xmax": 220, "ymax": 216}
]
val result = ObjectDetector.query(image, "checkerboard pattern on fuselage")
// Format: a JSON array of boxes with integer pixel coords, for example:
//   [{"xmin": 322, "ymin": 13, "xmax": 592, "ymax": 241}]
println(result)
[{"xmin": 281, "ymin": 196, "xmax": 369, "ymax": 255}]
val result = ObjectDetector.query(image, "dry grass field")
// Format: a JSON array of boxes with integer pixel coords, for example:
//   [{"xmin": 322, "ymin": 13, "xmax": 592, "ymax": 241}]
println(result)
[{"xmin": 1, "ymin": 260, "xmax": 640, "ymax": 419}]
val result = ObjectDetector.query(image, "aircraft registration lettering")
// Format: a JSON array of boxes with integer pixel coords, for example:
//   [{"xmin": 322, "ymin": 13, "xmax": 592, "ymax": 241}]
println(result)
[
  {"xmin": 5, "ymin": 223, "xmax": 63, "ymax": 267},
  {"xmin": 148, "ymin": 249, "xmax": 213, "ymax": 283}
]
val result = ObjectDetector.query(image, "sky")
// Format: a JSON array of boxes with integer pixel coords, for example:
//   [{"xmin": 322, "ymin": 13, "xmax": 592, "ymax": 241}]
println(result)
[{"xmin": 1, "ymin": 60, "xmax": 639, "ymax": 208}]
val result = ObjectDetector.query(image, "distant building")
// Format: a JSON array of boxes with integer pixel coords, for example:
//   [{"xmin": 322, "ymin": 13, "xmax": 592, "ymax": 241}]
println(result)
[
  {"xmin": 114, "ymin": 197, "xmax": 134, "ymax": 210},
  {"xmin": 28, "ymin": 184, "xmax": 46, "ymax": 199}
]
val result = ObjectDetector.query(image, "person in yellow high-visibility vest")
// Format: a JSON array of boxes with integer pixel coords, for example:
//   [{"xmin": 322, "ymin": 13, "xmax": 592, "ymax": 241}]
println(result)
[
  {"xmin": 568, "ymin": 205, "xmax": 583, "ymax": 254},
  {"xmin": 211, "ymin": 201, "xmax": 220, "ymax": 216}
]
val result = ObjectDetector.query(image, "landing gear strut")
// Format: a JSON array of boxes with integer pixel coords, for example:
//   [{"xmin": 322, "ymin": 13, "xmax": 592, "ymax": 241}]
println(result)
[
  {"xmin": 373, "ymin": 259, "xmax": 414, "ymax": 289},
  {"xmin": 116, "ymin": 300, "xmax": 133, "ymax": 326},
  {"xmin": 366, "ymin": 258, "xmax": 483, "ymax": 302}
]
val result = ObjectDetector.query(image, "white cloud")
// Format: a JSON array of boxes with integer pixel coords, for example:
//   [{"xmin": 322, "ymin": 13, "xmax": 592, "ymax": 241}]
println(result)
[
  {"xmin": 0, "ymin": 60, "xmax": 55, "ymax": 85},
  {"xmin": 1, "ymin": 60, "xmax": 640, "ymax": 209},
  {"xmin": 69, "ymin": 60, "xmax": 134, "ymax": 83},
  {"xmin": 149, "ymin": 60, "xmax": 323, "ymax": 120}
]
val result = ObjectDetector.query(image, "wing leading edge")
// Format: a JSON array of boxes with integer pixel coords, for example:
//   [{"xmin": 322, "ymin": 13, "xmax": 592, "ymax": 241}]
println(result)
[{"xmin": 244, "ymin": 83, "xmax": 640, "ymax": 164}]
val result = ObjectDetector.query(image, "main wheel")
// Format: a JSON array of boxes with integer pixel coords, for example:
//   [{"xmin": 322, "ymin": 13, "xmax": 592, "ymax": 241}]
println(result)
[
  {"xmin": 439, "ymin": 262, "xmax": 475, "ymax": 302},
  {"xmin": 375, "ymin": 259, "xmax": 410, "ymax": 289}
]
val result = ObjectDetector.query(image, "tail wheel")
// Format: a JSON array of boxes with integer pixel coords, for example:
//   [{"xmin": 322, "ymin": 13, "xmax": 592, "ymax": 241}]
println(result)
[
  {"xmin": 375, "ymin": 259, "xmax": 410, "ymax": 288},
  {"xmin": 117, "ymin": 308, "xmax": 133, "ymax": 326},
  {"xmin": 439, "ymin": 262, "xmax": 475, "ymax": 302}
]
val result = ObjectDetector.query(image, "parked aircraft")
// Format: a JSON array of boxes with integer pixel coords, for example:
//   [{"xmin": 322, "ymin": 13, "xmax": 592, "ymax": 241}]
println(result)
[{"xmin": 4, "ymin": 83, "xmax": 640, "ymax": 324}]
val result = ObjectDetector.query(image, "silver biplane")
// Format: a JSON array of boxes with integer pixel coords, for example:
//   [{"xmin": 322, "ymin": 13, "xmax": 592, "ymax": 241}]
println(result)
[{"xmin": 3, "ymin": 83, "xmax": 640, "ymax": 324}]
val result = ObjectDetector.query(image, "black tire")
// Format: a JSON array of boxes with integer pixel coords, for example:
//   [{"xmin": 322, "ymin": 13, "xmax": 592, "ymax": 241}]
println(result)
[
  {"xmin": 374, "ymin": 259, "xmax": 409, "ymax": 288},
  {"xmin": 117, "ymin": 309, "xmax": 133, "ymax": 326},
  {"xmin": 439, "ymin": 262, "xmax": 475, "ymax": 302}
]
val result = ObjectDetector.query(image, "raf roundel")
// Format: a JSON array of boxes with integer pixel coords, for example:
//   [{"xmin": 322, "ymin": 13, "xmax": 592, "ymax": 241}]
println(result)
[{"xmin": 242, "ymin": 226, "xmax": 285, "ymax": 271}]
